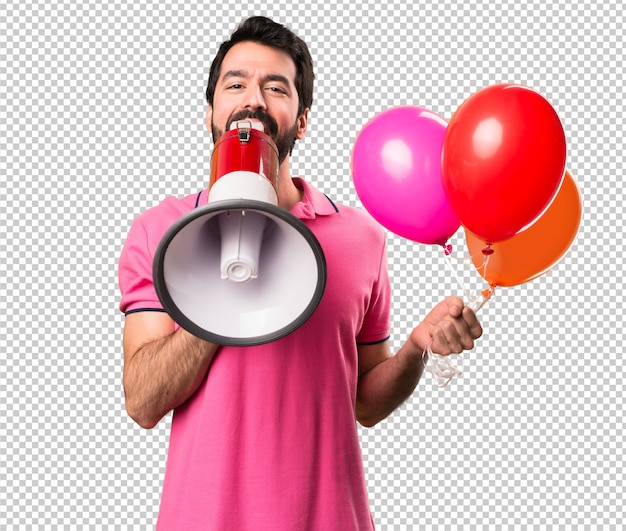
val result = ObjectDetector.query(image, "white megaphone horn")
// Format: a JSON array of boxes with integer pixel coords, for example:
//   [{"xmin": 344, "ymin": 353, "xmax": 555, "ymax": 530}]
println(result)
[{"xmin": 153, "ymin": 120, "xmax": 327, "ymax": 346}]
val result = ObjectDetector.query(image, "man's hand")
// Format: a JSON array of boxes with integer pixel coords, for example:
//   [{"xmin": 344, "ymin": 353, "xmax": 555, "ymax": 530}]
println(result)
[{"xmin": 410, "ymin": 296, "xmax": 483, "ymax": 356}]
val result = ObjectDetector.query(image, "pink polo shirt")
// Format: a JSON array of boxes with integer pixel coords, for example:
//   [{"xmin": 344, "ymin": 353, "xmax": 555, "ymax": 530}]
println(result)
[{"xmin": 119, "ymin": 178, "xmax": 391, "ymax": 530}]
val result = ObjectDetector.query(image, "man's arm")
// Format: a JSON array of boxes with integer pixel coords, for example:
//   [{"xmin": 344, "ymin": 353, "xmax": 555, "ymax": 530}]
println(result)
[
  {"xmin": 356, "ymin": 296, "xmax": 482, "ymax": 427},
  {"xmin": 122, "ymin": 311, "xmax": 220, "ymax": 429}
]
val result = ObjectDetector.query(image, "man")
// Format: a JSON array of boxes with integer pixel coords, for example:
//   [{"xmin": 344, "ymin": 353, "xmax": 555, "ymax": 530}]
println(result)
[{"xmin": 119, "ymin": 16, "xmax": 482, "ymax": 530}]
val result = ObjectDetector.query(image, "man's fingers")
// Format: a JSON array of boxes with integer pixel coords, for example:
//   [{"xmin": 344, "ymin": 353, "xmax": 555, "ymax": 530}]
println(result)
[
  {"xmin": 431, "ymin": 307, "xmax": 482, "ymax": 355},
  {"xmin": 431, "ymin": 321, "xmax": 465, "ymax": 355},
  {"xmin": 462, "ymin": 306, "xmax": 483, "ymax": 339}
]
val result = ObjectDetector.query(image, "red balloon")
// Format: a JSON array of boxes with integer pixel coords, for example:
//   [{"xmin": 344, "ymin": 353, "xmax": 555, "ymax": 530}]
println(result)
[{"xmin": 442, "ymin": 84, "xmax": 567, "ymax": 243}]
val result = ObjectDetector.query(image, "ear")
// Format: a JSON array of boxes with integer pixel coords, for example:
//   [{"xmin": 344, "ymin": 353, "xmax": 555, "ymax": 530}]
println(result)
[
  {"xmin": 204, "ymin": 106, "xmax": 213, "ymax": 133},
  {"xmin": 295, "ymin": 109, "xmax": 309, "ymax": 140}
]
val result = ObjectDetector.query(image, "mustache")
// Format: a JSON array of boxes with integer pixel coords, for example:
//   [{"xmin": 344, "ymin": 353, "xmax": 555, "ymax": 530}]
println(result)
[{"xmin": 226, "ymin": 110, "xmax": 278, "ymax": 137}]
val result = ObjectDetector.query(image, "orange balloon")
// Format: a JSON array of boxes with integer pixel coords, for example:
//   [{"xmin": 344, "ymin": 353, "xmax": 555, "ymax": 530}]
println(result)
[{"xmin": 466, "ymin": 171, "xmax": 582, "ymax": 287}]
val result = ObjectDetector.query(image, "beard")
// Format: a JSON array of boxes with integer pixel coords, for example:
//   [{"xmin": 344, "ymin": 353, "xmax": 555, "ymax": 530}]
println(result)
[{"xmin": 212, "ymin": 110, "xmax": 298, "ymax": 164}]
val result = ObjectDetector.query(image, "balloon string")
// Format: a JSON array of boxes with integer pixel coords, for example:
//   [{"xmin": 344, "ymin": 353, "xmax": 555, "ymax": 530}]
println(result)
[
  {"xmin": 423, "ymin": 339, "xmax": 464, "ymax": 388},
  {"xmin": 423, "ymin": 247, "xmax": 495, "ymax": 388},
  {"xmin": 442, "ymin": 249, "xmax": 474, "ymax": 304},
  {"xmin": 480, "ymin": 254, "xmax": 490, "ymax": 287}
]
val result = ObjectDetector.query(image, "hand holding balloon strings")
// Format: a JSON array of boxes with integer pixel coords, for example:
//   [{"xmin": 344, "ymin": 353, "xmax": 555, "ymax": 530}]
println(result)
[{"xmin": 423, "ymin": 246, "xmax": 495, "ymax": 388}]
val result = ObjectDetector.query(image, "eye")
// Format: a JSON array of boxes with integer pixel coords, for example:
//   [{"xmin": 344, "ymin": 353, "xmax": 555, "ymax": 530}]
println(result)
[{"xmin": 266, "ymin": 86, "xmax": 287, "ymax": 94}]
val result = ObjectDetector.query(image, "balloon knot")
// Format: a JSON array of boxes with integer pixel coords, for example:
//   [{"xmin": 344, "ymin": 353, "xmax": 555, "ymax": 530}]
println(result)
[
  {"xmin": 443, "ymin": 244, "xmax": 453, "ymax": 256},
  {"xmin": 482, "ymin": 244, "xmax": 494, "ymax": 256}
]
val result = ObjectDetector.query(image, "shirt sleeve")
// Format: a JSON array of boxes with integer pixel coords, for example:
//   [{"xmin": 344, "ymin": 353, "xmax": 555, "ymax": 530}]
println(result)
[
  {"xmin": 118, "ymin": 214, "xmax": 163, "ymax": 314},
  {"xmin": 356, "ymin": 235, "xmax": 391, "ymax": 345}
]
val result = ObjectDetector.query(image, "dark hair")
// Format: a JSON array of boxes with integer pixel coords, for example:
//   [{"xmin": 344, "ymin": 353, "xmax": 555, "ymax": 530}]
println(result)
[{"xmin": 206, "ymin": 16, "xmax": 314, "ymax": 116}]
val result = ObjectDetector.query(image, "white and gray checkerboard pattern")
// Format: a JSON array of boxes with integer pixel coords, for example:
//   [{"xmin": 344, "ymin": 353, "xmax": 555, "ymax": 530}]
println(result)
[{"xmin": 1, "ymin": 0, "xmax": 623, "ymax": 529}]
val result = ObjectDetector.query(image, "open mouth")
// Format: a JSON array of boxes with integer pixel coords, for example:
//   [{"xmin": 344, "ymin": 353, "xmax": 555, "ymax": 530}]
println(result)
[{"xmin": 227, "ymin": 111, "xmax": 278, "ymax": 137}]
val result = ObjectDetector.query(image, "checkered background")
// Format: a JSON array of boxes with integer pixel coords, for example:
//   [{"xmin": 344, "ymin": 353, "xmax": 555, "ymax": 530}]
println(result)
[{"xmin": 1, "ymin": 0, "xmax": 623, "ymax": 529}]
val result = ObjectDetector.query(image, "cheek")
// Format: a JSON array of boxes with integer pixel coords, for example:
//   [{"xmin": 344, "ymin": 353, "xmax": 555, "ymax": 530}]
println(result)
[
  {"xmin": 213, "ymin": 109, "xmax": 231, "ymax": 129},
  {"xmin": 210, "ymin": 95, "xmax": 235, "ymax": 125}
]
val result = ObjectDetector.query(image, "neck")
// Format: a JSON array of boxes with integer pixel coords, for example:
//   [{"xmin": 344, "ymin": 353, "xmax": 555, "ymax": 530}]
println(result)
[{"xmin": 276, "ymin": 159, "xmax": 303, "ymax": 211}]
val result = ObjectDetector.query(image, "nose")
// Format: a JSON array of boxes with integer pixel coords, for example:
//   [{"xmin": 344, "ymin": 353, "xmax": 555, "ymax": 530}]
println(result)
[{"xmin": 243, "ymin": 85, "xmax": 267, "ymax": 112}]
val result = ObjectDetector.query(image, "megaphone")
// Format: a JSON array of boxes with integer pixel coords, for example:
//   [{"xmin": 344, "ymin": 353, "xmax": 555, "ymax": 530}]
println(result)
[{"xmin": 153, "ymin": 120, "xmax": 327, "ymax": 346}]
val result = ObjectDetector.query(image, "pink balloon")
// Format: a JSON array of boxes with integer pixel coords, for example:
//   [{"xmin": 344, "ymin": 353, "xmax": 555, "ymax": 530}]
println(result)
[{"xmin": 351, "ymin": 106, "xmax": 460, "ymax": 245}]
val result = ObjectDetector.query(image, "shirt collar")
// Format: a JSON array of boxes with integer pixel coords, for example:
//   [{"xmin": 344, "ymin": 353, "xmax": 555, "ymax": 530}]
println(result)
[{"xmin": 289, "ymin": 177, "xmax": 339, "ymax": 220}]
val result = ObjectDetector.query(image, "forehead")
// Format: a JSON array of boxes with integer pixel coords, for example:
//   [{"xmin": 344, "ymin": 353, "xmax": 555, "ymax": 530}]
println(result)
[{"xmin": 220, "ymin": 41, "xmax": 297, "ymax": 84}]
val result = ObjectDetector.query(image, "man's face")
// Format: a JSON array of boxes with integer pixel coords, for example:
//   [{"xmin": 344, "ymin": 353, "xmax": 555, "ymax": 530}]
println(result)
[{"xmin": 207, "ymin": 41, "xmax": 308, "ymax": 164}]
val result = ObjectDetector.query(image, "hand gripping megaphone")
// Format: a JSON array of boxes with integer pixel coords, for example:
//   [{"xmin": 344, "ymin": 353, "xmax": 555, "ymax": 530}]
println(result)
[{"xmin": 152, "ymin": 121, "xmax": 327, "ymax": 346}]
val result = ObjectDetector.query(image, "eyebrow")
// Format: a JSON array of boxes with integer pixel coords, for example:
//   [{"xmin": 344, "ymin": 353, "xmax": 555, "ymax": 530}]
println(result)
[{"xmin": 221, "ymin": 70, "xmax": 292, "ymax": 87}]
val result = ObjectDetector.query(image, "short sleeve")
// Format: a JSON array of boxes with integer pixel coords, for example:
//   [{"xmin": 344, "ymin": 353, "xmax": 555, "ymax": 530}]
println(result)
[
  {"xmin": 118, "ymin": 215, "xmax": 163, "ymax": 314},
  {"xmin": 356, "ymin": 235, "xmax": 391, "ymax": 345}
]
